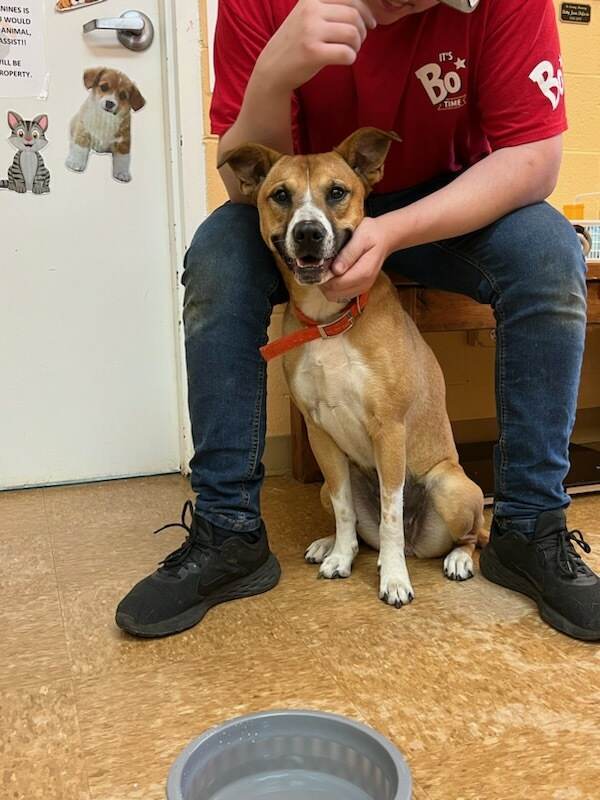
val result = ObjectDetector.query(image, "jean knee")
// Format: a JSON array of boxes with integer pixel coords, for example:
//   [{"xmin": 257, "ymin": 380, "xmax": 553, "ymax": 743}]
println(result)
[
  {"xmin": 183, "ymin": 203, "xmax": 261, "ymax": 292},
  {"xmin": 182, "ymin": 203, "xmax": 281, "ymax": 330},
  {"xmin": 500, "ymin": 205, "xmax": 587, "ymax": 312}
]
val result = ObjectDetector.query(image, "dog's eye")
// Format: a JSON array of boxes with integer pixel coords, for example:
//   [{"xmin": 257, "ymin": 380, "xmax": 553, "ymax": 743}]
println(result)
[
  {"xmin": 100, "ymin": 83, "xmax": 110, "ymax": 92},
  {"xmin": 271, "ymin": 188, "xmax": 290, "ymax": 205},
  {"xmin": 328, "ymin": 186, "xmax": 348, "ymax": 203},
  {"xmin": 119, "ymin": 91, "xmax": 127, "ymax": 101}
]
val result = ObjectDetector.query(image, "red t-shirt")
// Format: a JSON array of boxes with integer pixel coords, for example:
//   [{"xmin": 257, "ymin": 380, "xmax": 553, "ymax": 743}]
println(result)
[{"xmin": 210, "ymin": 0, "xmax": 567, "ymax": 193}]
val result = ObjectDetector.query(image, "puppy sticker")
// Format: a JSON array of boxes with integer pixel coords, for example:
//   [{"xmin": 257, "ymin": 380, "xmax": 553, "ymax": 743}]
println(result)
[
  {"xmin": 56, "ymin": 0, "xmax": 107, "ymax": 12},
  {"xmin": 66, "ymin": 67, "xmax": 145, "ymax": 183}
]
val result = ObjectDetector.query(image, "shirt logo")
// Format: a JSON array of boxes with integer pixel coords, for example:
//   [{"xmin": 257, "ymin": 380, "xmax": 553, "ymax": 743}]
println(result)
[
  {"xmin": 415, "ymin": 52, "xmax": 467, "ymax": 110},
  {"xmin": 529, "ymin": 57, "xmax": 564, "ymax": 111}
]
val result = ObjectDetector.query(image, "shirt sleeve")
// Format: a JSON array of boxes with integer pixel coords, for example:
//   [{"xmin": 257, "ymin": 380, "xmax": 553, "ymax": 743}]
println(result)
[
  {"xmin": 476, "ymin": 0, "xmax": 568, "ymax": 150},
  {"xmin": 210, "ymin": 0, "xmax": 274, "ymax": 137},
  {"xmin": 210, "ymin": 0, "xmax": 303, "ymax": 150}
]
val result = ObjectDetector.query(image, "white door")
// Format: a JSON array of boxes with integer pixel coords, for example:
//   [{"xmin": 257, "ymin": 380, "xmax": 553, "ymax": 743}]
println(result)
[{"xmin": 0, "ymin": 1, "xmax": 202, "ymax": 489}]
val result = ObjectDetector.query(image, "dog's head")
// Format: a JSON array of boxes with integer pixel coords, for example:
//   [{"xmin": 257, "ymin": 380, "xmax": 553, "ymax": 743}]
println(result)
[
  {"xmin": 83, "ymin": 67, "xmax": 145, "ymax": 116},
  {"xmin": 220, "ymin": 127, "xmax": 400, "ymax": 286}
]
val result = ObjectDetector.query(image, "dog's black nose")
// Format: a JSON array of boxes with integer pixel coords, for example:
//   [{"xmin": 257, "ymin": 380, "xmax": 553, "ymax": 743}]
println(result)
[
  {"xmin": 293, "ymin": 221, "xmax": 325, "ymax": 244},
  {"xmin": 105, "ymin": 100, "xmax": 116, "ymax": 111}
]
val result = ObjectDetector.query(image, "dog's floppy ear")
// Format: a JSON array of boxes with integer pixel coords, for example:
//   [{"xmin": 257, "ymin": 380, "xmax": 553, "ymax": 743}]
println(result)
[
  {"xmin": 218, "ymin": 143, "xmax": 283, "ymax": 203},
  {"xmin": 334, "ymin": 127, "xmax": 401, "ymax": 192},
  {"xmin": 84, "ymin": 67, "xmax": 105, "ymax": 89},
  {"xmin": 129, "ymin": 83, "xmax": 146, "ymax": 112}
]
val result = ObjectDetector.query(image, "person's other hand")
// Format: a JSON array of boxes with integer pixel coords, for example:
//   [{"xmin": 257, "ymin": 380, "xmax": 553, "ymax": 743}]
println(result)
[
  {"xmin": 321, "ymin": 217, "xmax": 392, "ymax": 302},
  {"xmin": 256, "ymin": 0, "xmax": 377, "ymax": 93}
]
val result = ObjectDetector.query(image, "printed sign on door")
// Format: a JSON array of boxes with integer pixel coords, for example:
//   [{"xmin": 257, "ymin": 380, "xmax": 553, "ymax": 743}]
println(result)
[{"xmin": 0, "ymin": 3, "xmax": 49, "ymax": 99}]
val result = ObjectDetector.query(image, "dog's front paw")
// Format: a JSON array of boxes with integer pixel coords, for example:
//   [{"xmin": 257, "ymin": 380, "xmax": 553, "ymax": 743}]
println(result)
[
  {"xmin": 319, "ymin": 551, "xmax": 354, "ymax": 579},
  {"xmin": 113, "ymin": 170, "xmax": 132, "ymax": 183},
  {"xmin": 443, "ymin": 548, "xmax": 474, "ymax": 581},
  {"xmin": 379, "ymin": 573, "xmax": 414, "ymax": 608},
  {"xmin": 305, "ymin": 536, "xmax": 335, "ymax": 564},
  {"xmin": 66, "ymin": 147, "xmax": 89, "ymax": 172}
]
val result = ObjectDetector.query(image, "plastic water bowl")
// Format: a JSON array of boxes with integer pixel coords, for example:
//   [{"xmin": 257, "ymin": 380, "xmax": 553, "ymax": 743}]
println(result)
[{"xmin": 166, "ymin": 710, "xmax": 412, "ymax": 800}]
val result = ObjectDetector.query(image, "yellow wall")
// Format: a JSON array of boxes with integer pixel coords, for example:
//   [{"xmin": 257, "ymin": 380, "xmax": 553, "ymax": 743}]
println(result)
[
  {"xmin": 549, "ymin": 1, "xmax": 600, "ymax": 212},
  {"xmin": 197, "ymin": 1, "xmax": 600, "ymax": 466}
]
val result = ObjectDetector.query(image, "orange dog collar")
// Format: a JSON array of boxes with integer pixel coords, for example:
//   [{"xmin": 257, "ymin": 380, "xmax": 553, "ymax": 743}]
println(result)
[{"xmin": 260, "ymin": 292, "xmax": 370, "ymax": 363}]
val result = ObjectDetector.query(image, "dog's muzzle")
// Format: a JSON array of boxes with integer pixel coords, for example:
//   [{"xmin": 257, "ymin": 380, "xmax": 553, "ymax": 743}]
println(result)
[
  {"xmin": 277, "ymin": 220, "xmax": 331, "ymax": 285},
  {"xmin": 274, "ymin": 224, "xmax": 352, "ymax": 286},
  {"xmin": 293, "ymin": 221, "xmax": 327, "ymax": 264}
]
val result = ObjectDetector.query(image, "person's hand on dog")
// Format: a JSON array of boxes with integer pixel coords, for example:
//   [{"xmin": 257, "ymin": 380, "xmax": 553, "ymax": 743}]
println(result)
[
  {"xmin": 322, "ymin": 217, "xmax": 391, "ymax": 301},
  {"xmin": 256, "ymin": 0, "xmax": 376, "ymax": 93}
]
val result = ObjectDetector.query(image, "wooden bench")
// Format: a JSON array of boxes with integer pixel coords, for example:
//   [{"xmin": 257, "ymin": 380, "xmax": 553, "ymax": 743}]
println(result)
[{"xmin": 291, "ymin": 262, "xmax": 600, "ymax": 482}]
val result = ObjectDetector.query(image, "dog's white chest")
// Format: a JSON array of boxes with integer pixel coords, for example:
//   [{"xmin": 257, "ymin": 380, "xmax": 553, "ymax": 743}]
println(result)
[
  {"xmin": 83, "ymin": 100, "xmax": 122, "ymax": 153},
  {"xmin": 288, "ymin": 336, "xmax": 375, "ymax": 470}
]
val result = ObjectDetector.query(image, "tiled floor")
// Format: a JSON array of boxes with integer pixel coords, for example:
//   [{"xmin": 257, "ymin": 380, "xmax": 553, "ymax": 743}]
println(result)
[{"xmin": 1, "ymin": 474, "xmax": 599, "ymax": 800}]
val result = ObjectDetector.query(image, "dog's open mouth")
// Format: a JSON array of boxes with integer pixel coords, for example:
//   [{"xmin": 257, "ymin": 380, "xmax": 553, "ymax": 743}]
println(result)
[
  {"xmin": 272, "ymin": 237, "xmax": 341, "ymax": 286},
  {"xmin": 293, "ymin": 257, "xmax": 335, "ymax": 285}
]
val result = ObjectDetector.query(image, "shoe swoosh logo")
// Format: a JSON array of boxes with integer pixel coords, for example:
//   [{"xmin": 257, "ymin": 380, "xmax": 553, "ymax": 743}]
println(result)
[
  {"xmin": 510, "ymin": 561, "xmax": 544, "ymax": 593},
  {"xmin": 198, "ymin": 567, "xmax": 242, "ymax": 594}
]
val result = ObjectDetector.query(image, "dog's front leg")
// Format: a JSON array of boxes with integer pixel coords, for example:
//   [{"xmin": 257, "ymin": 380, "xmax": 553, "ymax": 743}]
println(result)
[
  {"xmin": 112, "ymin": 120, "xmax": 132, "ymax": 183},
  {"xmin": 374, "ymin": 424, "xmax": 414, "ymax": 608},
  {"xmin": 306, "ymin": 422, "xmax": 358, "ymax": 579},
  {"xmin": 112, "ymin": 148, "xmax": 132, "ymax": 183},
  {"xmin": 66, "ymin": 129, "xmax": 91, "ymax": 173}
]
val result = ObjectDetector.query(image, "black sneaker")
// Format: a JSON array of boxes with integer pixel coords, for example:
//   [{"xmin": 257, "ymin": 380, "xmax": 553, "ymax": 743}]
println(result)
[
  {"xmin": 480, "ymin": 509, "xmax": 600, "ymax": 641},
  {"xmin": 115, "ymin": 500, "xmax": 281, "ymax": 638}
]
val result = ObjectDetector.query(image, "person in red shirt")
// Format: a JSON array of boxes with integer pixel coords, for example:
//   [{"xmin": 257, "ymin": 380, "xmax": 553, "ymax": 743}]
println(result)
[{"xmin": 116, "ymin": 0, "xmax": 600, "ymax": 641}]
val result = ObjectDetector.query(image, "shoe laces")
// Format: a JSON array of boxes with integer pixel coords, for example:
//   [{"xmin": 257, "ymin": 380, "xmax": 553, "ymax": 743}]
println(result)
[
  {"xmin": 154, "ymin": 500, "xmax": 220, "ymax": 572},
  {"xmin": 537, "ymin": 525, "xmax": 592, "ymax": 578}
]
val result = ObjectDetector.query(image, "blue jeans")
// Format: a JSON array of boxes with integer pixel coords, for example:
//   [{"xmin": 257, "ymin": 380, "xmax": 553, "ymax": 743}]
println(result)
[{"xmin": 182, "ymin": 178, "xmax": 587, "ymax": 534}]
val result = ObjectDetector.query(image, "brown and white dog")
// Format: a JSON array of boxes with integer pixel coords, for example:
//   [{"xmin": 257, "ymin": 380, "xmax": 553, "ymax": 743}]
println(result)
[
  {"xmin": 221, "ymin": 128, "xmax": 488, "ymax": 608},
  {"xmin": 66, "ymin": 67, "xmax": 145, "ymax": 183}
]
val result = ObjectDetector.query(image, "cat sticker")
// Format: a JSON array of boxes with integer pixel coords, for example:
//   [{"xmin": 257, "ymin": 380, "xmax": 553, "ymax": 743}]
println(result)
[
  {"xmin": 0, "ymin": 111, "xmax": 51, "ymax": 195},
  {"xmin": 56, "ymin": 0, "xmax": 107, "ymax": 12},
  {"xmin": 66, "ymin": 67, "xmax": 145, "ymax": 184}
]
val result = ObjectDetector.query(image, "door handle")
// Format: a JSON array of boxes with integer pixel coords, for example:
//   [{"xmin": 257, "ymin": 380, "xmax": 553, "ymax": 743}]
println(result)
[{"xmin": 83, "ymin": 10, "xmax": 154, "ymax": 52}]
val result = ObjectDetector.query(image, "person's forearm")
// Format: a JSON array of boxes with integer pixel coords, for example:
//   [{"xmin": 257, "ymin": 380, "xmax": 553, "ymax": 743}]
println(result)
[
  {"xmin": 215, "ymin": 0, "xmax": 377, "ymax": 202},
  {"xmin": 217, "ymin": 64, "xmax": 294, "ymax": 203},
  {"xmin": 378, "ymin": 137, "xmax": 562, "ymax": 252}
]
